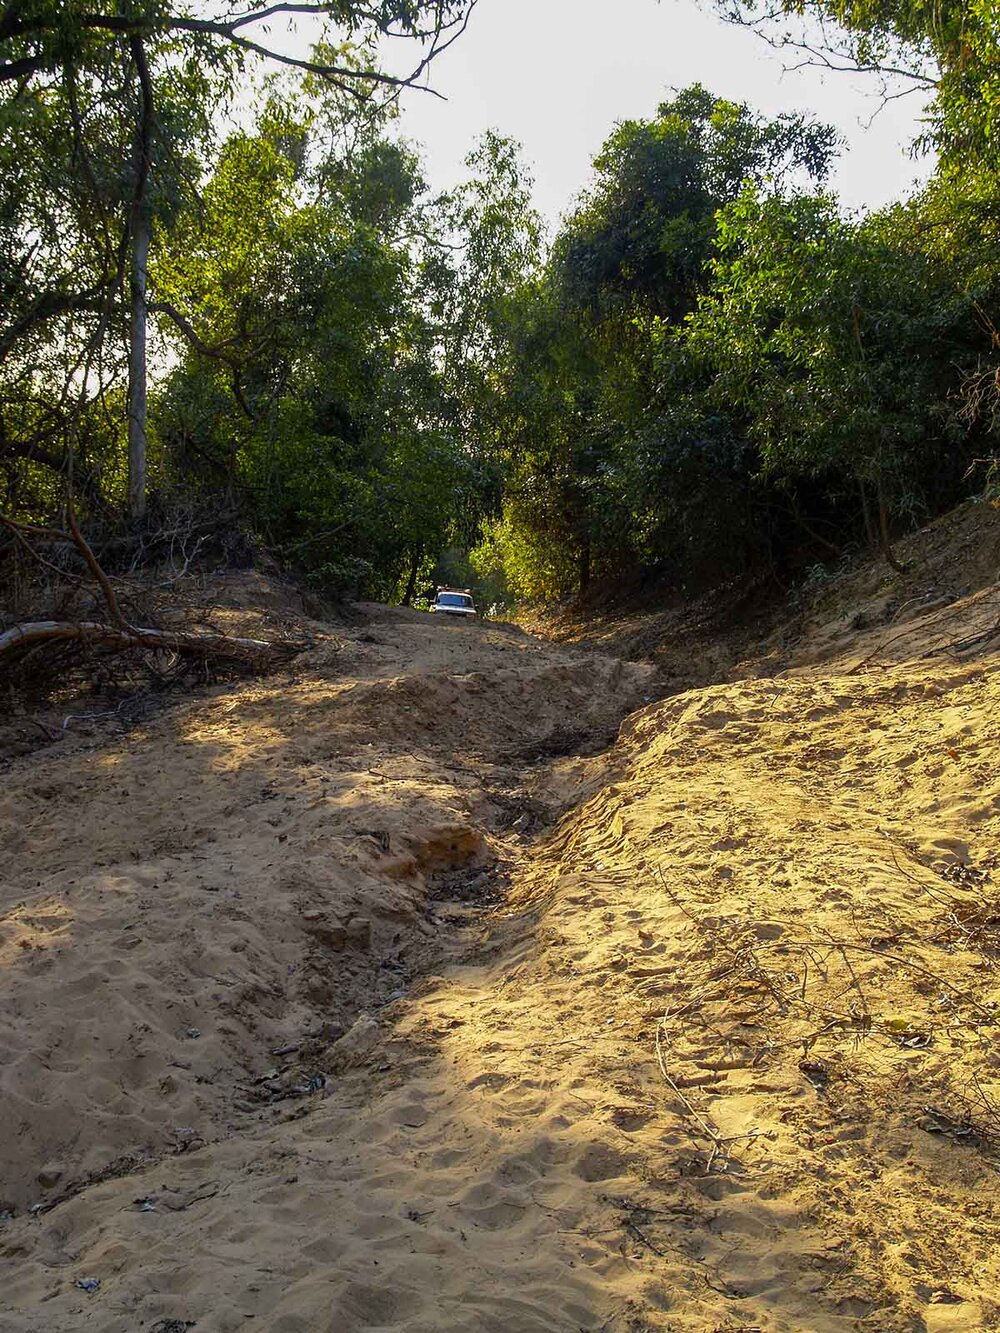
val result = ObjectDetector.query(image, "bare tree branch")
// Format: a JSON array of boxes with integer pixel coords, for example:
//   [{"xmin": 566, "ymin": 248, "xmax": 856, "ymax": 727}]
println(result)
[
  {"xmin": 715, "ymin": 4, "xmax": 939, "ymax": 107},
  {"xmin": 149, "ymin": 301, "xmax": 257, "ymax": 421},
  {"xmin": 0, "ymin": 618, "xmax": 307, "ymax": 669},
  {"xmin": 2, "ymin": 2, "xmax": 479, "ymax": 97}
]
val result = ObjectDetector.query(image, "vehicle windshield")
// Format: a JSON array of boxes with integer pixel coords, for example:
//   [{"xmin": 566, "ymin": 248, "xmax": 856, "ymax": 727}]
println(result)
[{"xmin": 437, "ymin": 593, "xmax": 473, "ymax": 608}]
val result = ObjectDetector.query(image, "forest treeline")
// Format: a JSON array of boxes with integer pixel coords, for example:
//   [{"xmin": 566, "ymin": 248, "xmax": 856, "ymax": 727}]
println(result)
[{"xmin": 2, "ymin": 0, "xmax": 999, "ymax": 612}]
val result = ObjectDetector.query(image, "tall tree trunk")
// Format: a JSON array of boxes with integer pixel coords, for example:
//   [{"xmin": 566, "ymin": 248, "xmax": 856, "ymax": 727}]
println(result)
[
  {"xmin": 128, "ymin": 208, "xmax": 149, "ymax": 521},
  {"xmin": 401, "ymin": 549, "xmax": 421, "ymax": 606},
  {"xmin": 876, "ymin": 477, "xmax": 906, "ymax": 574},
  {"xmin": 127, "ymin": 35, "xmax": 153, "ymax": 523},
  {"xmin": 578, "ymin": 533, "xmax": 591, "ymax": 599},
  {"xmin": 858, "ymin": 478, "xmax": 878, "ymax": 555}
]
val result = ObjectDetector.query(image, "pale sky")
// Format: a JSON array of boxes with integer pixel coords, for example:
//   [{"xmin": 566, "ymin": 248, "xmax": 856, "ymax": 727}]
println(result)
[{"xmin": 388, "ymin": 0, "xmax": 935, "ymax": 229}]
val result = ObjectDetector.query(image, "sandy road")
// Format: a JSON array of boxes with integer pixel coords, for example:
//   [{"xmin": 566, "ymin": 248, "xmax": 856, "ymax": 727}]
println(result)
[
  {"xmin": 0, "ymin": 603, "xmax": 656, "ymax": 1332},
  {"xmin": 3, "ymin": 591, "xmax": 1000, "ymax": 1332}
]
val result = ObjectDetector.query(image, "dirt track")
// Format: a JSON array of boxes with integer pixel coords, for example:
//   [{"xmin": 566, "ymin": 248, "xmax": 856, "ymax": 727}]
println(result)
[{"xmin": 3, "ymin": 578, "xmax": 1000, "ymax": 1332}]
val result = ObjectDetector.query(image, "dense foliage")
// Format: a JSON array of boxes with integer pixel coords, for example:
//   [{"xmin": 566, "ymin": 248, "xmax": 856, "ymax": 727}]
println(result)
[
  {"xmin": 480, "ymin": 62, "xmax": 1000, "ymax": 601},
  {"xmin": 153, "ymin": 107, "xmax": 538, "ymax": 598},
  {"xmin": 1, "ymin": 0, "xmax": 538, "ymax": 603},
  {"xmin": 4, "ymin": 0, "xmax": 1000, "ymax": 615}
]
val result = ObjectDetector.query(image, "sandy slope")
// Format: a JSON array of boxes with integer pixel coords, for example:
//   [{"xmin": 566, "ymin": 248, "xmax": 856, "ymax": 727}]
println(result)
[
  {"xmin": 0, "ymin": 605, "xmax": 656, "ymax": 1331},
  {"xmin": 525, "ymin": 497, "xmax": 1000, "ymax": 696},
  {"xmin": 3, "ymin": 546, "xmax": 1000, "ymax": 1332}
]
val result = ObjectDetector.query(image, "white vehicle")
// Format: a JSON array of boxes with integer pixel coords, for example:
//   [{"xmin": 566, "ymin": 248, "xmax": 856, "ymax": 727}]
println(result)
[{"xmin": 429, "ymin": 588, "xmax": 478, "ymax": 619}]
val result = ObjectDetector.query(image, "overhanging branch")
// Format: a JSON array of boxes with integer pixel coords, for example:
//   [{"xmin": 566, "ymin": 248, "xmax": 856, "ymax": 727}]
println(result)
[
  {"xmin": 1, "ymin": 1, "xmax": 479, "ymax": 96},
  {"xmin": 150, "ymin": 301, "xmax": 256, "ymax": 420},
  {"xmin": 714, "ymin": 3, "xmax": 939, "ymax": 96}
]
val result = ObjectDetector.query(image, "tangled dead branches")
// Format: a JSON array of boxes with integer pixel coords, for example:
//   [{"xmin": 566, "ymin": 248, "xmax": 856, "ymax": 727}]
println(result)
[
  {"xmin": 0, "ymin": 495, "xmax": 307, "ymax": 692},
  {"xmin": 650, "ymin": 866, "xmax": 1000, "ymax": 1175}
]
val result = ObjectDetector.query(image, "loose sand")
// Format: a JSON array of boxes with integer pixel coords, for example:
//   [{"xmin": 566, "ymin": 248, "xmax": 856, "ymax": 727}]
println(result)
[{"xmin": 3, "ymin": 524, "xmax": 1000, "ymax": 1331}]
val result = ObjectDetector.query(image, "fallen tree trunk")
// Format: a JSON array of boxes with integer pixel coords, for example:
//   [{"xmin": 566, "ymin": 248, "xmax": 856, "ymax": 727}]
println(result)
[
  {"xmin": 1, "ymin": 497, "xmax": 309, "ymax": 682},
  {"xmin": 0, "ymin": 619, "xmax": 306, "ymax": 671}
]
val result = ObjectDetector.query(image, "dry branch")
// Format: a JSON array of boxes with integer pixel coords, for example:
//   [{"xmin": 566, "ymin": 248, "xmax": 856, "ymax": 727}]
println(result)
[
  {"xmin": 0, "ymin": 500, "xmax": 309, "ymax": 679},
  {"xmin": 0, "ymin": 619, "xmax": 306, "ymax": 671}
]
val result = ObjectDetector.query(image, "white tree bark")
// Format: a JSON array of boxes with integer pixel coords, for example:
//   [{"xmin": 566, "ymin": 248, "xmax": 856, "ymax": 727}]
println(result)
[{"xmin": 127, "ymin": 207, "xmax": 150, "ymax": 521}]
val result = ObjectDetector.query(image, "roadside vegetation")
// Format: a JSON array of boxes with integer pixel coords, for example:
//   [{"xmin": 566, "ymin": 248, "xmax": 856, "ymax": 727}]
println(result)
[{"xmin": 2, "ymin": 0, "xmax": 1000, "ymax": 646}]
